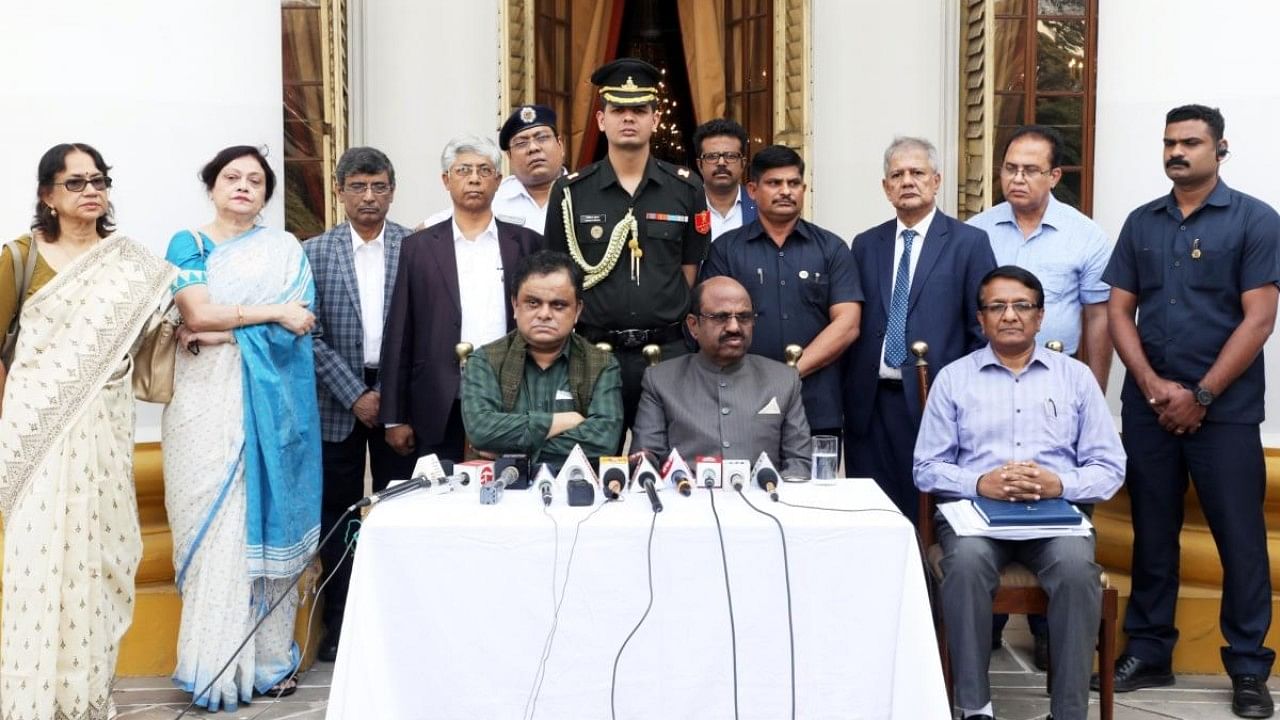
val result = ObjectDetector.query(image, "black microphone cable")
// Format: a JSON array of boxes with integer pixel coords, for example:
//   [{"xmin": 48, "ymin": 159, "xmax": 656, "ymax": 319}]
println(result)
[
  {"xmin": 706, "ymin": 487, "xmax": 740, "ymax": 720},
  {"xmin": 609, "ymin": 508, "xmax": 659, "ymax": 720},
  {"xmin": 525, "ymin": 500, "xmax": 612, "ymax": 720},
  {"xmin": 173, "ymin": 506, "xmax": 355, "ymax": 719},
  {"xmin": 735, "ymin": 488, "xmax": 795, "ymax": 720}
]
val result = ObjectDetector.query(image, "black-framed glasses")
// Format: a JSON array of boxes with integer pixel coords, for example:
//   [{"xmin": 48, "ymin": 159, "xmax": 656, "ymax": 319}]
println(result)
[
  {"xmin": 697, "ymin": 311, "xmax": 757, "ymax": 325},
  {"xmin": 981, "ymin": 301, "xmax": 1040, "ymax": 316},
  {"xmin": 698, "ymin": 151, "xmax": 745, "ymax": 164},
  {"xmin": 509, "ymin": 131, "xmax": 557, "ymax": 152},
  {"xmin": 343, "ymin": 182, "xmax": 393, "ymax": 195},
  {"xmin": 55, "ymin": 176, "xmax": 112, "ymax": 192},
  {"xmin": 449, "ymin": 164, "xmax": 497, "ymax": 179},
  {"xmin": 1000, "ymin": 164, "xmax": 1049, "ymax": 180}
]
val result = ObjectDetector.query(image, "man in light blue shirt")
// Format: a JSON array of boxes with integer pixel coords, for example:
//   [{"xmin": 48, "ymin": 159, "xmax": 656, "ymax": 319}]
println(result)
[
  {"xmin": 968, "ymin": 126, "xmax": 1112, "ymax": 390},
  {"xmin": 914, "ymin": 265, "xmax": 1125, "ymax": 720}
]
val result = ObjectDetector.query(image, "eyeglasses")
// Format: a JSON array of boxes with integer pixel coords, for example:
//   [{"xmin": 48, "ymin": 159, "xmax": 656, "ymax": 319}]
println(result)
[
  {"xmin": 697, "ymin": 311, "xmax": 758, "ymax": 326},
  {"xmin": 981, "ymin": 301, "xmax": 1040, "ymax": 316},
  {"xmin": 698, "ymin": 152, "xmax": 745, "ymax": 164},
  {"xmin": 1000, "ymin": 164, "xmax": 1049, "ymax": 180},
  {"xmin": 510, "ymin": 131, "xmax": 557, "ymax": 152},
  {"xmin": 343, "ymin": 182, "xmax": 393, "ymax": 195},
  {"xmin": 449, "ymin": 164, "xmax": 498, "ymax": 179},
  {"xmin": 54, "ymin": 176, "xmax": 112, "ymax": 192}
]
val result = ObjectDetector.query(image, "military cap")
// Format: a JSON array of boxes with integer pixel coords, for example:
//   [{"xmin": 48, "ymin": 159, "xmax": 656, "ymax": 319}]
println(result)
[
  {"xmin": 590, "ymin": 57, "xmax": 660, "ymax": 107},
  {"xmin": 498, "ymin": 104, "xmax": 558, "ymax": 151}
]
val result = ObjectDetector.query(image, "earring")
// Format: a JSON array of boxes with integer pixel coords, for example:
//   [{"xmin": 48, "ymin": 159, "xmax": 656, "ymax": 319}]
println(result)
[{"xmin": 50, "ymin": 206, "xmax": 57, "ymax": 217}]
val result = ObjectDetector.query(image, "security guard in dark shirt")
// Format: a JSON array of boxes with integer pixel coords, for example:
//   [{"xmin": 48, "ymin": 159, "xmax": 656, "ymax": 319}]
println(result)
[
  {"xmin": 1099, "ymin": 103, "xmax": 1278, "ymax": 717},
  {"xmin": 699, "ymin": 145, "xmax": 863, "ymax": 437},
  {"xmin": 544, "ymin": 57, "xmax": 710, "ymax": 432}
]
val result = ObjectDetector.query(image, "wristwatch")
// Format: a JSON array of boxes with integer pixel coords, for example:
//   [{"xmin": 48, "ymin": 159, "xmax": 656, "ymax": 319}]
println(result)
[{"xmin": 1193, "ymin": 384, "xmax": 1215, "ymax": 406}]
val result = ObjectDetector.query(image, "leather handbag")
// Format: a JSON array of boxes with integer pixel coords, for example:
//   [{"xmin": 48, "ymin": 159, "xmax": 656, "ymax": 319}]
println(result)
[
  {"xmin": 132, "ymin": 228, "xmax": 203, "ymax": 403},
  {"xmin": 2, "ymin": 235, "xmax": 39, "ymax": 369}
]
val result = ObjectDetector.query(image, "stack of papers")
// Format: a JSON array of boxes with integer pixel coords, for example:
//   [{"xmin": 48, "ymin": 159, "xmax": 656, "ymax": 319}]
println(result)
[{"xmin": 938, "ymin": 499, "xmax": 1093, "ymax": 540}]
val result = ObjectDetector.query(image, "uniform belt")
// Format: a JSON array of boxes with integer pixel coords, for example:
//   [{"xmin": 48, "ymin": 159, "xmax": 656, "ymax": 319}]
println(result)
[
  {"xmin": 878, "ymin": 378, "xmax": 904, "ymax": 390},
  {"xmin": 578, "ymin": 323, "xmax": 683, "ymax": 350}
]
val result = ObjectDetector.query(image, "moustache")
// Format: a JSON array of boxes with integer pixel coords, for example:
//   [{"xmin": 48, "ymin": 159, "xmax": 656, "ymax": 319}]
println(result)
[
  {"xmin": 1166, "ymin": 158, "xmax": 1190, "ymax": 168},
  {"xmin": 718, "ymin": 331, "xmax": 744, "ymax": 343}
]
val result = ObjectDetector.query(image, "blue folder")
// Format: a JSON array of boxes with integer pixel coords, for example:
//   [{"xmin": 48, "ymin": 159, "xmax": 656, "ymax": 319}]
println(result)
[{"xmin": 972, "ymin": 497, "xmax": 1083, "ymax": 526}]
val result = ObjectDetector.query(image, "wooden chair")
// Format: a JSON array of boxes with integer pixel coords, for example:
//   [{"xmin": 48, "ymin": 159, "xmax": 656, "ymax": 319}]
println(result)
[{"xmin": 911, "ymin": 341, "xmax": 1117, "ymax": 720}]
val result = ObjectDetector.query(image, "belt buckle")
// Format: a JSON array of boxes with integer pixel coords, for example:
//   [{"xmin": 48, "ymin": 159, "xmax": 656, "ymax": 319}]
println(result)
[{"xmin": 615, "ymin": 329, "xmax": 646, "ymax": 349}]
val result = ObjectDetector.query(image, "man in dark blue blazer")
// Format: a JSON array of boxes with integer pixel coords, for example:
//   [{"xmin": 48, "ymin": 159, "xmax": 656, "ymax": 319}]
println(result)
[
  {"xmin": 693, "ymin": 118, "xmax": 758, "ymax": 240},
  {"xmin": 304, "ymin": 146, "xmax": 418, "ymax": 660},
  {"xmin": 844, "ymin": 137, "xmax": 996, "ymax": 523}
]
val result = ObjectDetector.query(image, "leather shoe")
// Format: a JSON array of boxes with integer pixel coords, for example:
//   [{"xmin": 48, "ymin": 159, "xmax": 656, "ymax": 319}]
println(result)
[
  {"xmin": 1090, "ymin": 653, "xmax": 1174, "ymax": 692},
  {"xmin": 961, "ymin": 715, "xmax": 994, "ymax": 720},
  {"xmin": 1231, "ymin": 674, "xmax": 1274, "ymax": 718},
  {"xmin": 317, "ymin": 630, "xmax": 340, "ymax": 663},
  {"xmin": 1033, "ymin": 632, "xmax": 1050, "ymax": 672}
]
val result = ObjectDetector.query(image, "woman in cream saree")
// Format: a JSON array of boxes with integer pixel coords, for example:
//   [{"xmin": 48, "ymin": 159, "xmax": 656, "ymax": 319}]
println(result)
[
  {"xmin": 0, "ymin": 144, "xmax": 175, "ymax": 720},
  {"xmin": 162, "ymin": 146, "xmax": 321, "ymax": 712}
]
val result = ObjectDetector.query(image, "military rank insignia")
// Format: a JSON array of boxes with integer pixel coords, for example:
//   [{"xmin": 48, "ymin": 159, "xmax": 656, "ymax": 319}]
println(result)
[{"xmin": 694, "ymin": 210, "xmax": 711, "ymax": 235}]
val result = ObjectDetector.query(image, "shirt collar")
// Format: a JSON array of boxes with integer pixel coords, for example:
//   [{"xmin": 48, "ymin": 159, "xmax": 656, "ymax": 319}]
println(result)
[
  {"xmin": 974, "ymin": 343, "xmax": 1052, "ymax": 373},
  {"xmin": 349, "ymin": 221, "xmax": 386, "ymax": 252},
  {"xmin": 1159, "ymin": 178, "xmax": 1233, "ymax": 217},
  {"xmin": 993, "ymin": 194, "xmax": 1066, "ymax": 233},
  {"xmin": 896, "ymin": 207, "xmax": 937, "ymax": 240},
  {"xmin": 692, "ymin": 350, "xmax": 744, "ymax": 375},
  {"xmin": 599, "ymin": 155, "xmax": 663, "ymax": 191},
  {"xmin": 452, "ymin": 216, "xmax": 499, "ymax": 244},
  {"xmin": 742, "ymin": 217, "xmax": 815, "ymax": 244}
]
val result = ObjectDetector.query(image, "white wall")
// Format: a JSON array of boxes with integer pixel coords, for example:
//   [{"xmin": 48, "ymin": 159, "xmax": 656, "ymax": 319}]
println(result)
[
  {"xmin": 810, "ymin": 1, "xmax": 959, "ymax": 241},
  {"xmin": 0, "ymin": 1, "xmax": 284, "ymax": 440},
  {"xmin": 1095, "ymin": 0, "xmax": 1280, "ymax": 442},
  {"xmin": 351, "ymin": 0, "xmax": 502, "ymax": 227}
]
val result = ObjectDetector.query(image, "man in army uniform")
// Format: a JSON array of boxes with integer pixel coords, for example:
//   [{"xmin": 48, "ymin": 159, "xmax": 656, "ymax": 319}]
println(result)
[{"xmin": 544, "ymin": 57, "xmax": 711, "ymax": 432}]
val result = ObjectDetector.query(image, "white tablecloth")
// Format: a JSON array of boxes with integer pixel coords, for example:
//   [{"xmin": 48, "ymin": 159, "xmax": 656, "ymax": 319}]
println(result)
[{"xmin": 325, "ymin": 481, "xmax": 948, "ymax": 720}]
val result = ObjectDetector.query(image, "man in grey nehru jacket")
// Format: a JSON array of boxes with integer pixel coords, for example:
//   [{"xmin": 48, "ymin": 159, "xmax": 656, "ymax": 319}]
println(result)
[{"xmin": 631, "ymin": 276, "xmax": 811, "ymax": 478}]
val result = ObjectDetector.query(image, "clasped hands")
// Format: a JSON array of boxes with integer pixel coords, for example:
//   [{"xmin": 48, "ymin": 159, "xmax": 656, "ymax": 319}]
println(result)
[
  {"xmin": 978, "ymin": 460, "xmax": 1063, "ymax": 502},
  {"xmin": 1145, "ymin": 377, "xmax": 1205, "ymax": 436}
]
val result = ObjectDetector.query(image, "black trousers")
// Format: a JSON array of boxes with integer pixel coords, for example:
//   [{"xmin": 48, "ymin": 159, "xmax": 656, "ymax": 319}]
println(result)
[
  {"xmin": 1120, "ymin": 413, "xmax": 1274, "ymax": 676},
  {"xmin": 319, "ymin": 370, "xmax": 417, "ymax": 632},
  {"xmin": 420, "ymin": 398, "xmax": 466, "ymax": 464},
  {"xmin": 616, "ymin": 338, "xmax": 689, "ymax": 439},
  {"xmin": 845, "ymin": 381, "xmax": 918, "ymax": 525}
]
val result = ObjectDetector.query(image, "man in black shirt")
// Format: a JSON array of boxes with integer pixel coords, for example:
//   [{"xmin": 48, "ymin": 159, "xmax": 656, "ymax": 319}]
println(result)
[{"xmin": 543, "ymin": 57, "xmax": 710, "ymax": 432}]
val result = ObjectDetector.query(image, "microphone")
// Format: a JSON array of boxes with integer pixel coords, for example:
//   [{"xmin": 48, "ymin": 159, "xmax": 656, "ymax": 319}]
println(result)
[
  {"xmin": 494, "ymin": 455, "xmax": 529, "ymax": 490},
  {"xmin": 696, "ymin": 455, "xmax": 722, "ymax": 489},
  {"xmin": 629, "ymin": 451, "xmax": 663, "ymax": 513},
  {"xmin": 350, "ymin": 475, "xmax": 430, "ymax": 510},
  {"xmin": 535, "ymin": 463, "xmax": 555, "ymax": 506},
  {"xmin": 660, "ymin": 448, "xmax": 692, "ymax": 497},
  {"xmin": 480, "ymin": 464, "xmax": 521, "ymax": 505},
  {"xmin": 752, "ymin": 451, "xmax": 780, "ymax": 501},
  {"xmin": 723, "ymin": 459, "xmax": 750, "ymax": 492},
  {"xmin": 599, "ymin": 456, "xmax": 629, "ymax": 500},
  {"xmin": 566, "ymin": 466, "xmax": 595, "ymax": 506}
]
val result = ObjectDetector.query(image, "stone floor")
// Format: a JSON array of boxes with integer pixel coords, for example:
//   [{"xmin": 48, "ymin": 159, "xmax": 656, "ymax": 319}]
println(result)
[{"xmin": 113, "ymin": 616, "xmax": 1264, "ymax": 718}]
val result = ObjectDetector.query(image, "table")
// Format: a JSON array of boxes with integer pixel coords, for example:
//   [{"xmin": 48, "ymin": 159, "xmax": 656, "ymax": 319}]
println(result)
[{"xmin": 325, "ymin": 480, "xmax": 949, "ymax": 719}]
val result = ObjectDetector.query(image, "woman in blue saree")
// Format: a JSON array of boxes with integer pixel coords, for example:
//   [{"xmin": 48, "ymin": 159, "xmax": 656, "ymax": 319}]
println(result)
[{"xmin": 161, "ymin": 146, "xmax": 321, "ymax": 711}]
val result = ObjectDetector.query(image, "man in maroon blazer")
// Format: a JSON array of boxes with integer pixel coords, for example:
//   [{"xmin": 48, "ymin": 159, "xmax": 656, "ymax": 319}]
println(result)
[{"xmin": 380, "ymin": 135, "xmax": 542, "ymax": 461}]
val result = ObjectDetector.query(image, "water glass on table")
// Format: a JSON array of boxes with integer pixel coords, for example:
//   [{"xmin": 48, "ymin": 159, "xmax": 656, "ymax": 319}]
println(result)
[{"xmin": 810, "ymin": 435, "xmax": 839, "ymax": 485}]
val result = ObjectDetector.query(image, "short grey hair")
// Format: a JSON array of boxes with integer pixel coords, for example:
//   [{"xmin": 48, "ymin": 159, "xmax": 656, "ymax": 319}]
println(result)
[
  {"xmin": 336, "ymin": 146, "xmax": 395, "ymax": 187},
  {"xmin": 883, "ymin": 136, "xmax": 940, "ymax": 176},
  {"xmin": 441, "ymin": 135, "xmax": 502, "ymax": 173}
]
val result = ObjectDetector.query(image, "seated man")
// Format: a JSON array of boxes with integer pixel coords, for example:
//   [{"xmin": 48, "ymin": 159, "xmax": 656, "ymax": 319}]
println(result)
[
  {"xmin": 461, "ymin": 250, "xmax": 623, "ymax": 466},
  {"xmin": 913, "ymin": 265, "xmax": 1126, "ymax": 720},
  {"xmin": 632, "ymin": 276, "xmax": 811, "ymax": 478}
]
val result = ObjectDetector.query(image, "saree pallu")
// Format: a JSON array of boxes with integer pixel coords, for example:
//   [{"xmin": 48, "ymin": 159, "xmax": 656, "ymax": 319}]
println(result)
[
  {"xmin": 162, "ymin": 226, "xmax": 321, "ymax": 711},
  {"xmin": 0, "ymin": 234, "xmax": 175, "ymax": 720}
]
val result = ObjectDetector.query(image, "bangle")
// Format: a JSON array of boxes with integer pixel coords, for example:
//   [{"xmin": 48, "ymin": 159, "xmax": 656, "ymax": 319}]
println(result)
[{"xmin": 236, "ymin": 305, "xmax": 245, "ymax": 327}]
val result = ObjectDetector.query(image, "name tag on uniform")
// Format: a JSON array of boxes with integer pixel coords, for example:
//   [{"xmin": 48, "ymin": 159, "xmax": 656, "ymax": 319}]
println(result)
[
  {"xmin": 579, "ymin": 214, "xmax": 607, "ymax": 223},
  {"xmin": 555, "ymin": 390, "xmax": 574, "ymax": 401},
  {"xmin": 645, "ymin": 212, "xmax": 689, "ymax": 223}
]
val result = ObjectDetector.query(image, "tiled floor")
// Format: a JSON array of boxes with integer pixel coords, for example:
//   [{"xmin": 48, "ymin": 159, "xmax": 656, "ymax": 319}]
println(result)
[{"xmin": 114, "ymin": 618, "xmax": 1264, "ymax": 719}]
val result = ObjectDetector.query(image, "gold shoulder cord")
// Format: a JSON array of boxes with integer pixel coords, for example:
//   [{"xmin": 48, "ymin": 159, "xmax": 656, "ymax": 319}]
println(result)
[{"xmin": 561, "ymin": 187, "xmax": 642, "ymax": 289}]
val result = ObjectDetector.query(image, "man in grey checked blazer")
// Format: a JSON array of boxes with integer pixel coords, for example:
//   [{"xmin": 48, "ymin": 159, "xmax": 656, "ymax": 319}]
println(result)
[
  {"xmin": 303, "ymin": 147, "xmax": 416, "ymax": 661},
  {"xmin": 632, "ymin": 276, "xmax": 812, "ymax": 478}
]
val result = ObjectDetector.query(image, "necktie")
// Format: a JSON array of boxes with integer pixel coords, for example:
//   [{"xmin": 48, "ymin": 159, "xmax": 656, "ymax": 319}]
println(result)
[{"xmin": 883, "ymin": 229, "xmax": 917, "ymax": 367}]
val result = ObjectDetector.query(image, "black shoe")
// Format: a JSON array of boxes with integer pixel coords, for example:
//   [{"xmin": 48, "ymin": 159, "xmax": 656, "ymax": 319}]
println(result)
[
  {"xmin": 1090, "ymin": 653, "xmax": 1174, "ymax": 692},
  {"xmin": 1033, "ymin": 632, "xmax": 1050, "ymax": 672},
  {"xmin": 961, "ymin": 715, "xmax": 994, "ymax": 720},
  {"xmin": 317, "ymin": 630, "xmax": 340, "ymax": 662},
  {"xmin": 1231, "ymin": 674, "xmax": 1274, "ymax": 718}
]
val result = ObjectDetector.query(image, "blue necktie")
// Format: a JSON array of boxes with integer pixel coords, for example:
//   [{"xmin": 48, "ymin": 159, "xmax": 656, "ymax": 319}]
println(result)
[{"xmin": 883, "ymin": 229, "xmax": 917, "ymax": 368}]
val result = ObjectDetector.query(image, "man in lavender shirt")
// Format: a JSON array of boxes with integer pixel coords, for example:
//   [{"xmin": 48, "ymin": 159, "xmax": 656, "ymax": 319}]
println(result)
[{"xmin": 914, "ymin": 265, "xmax": 1125, "ymax": 720}]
